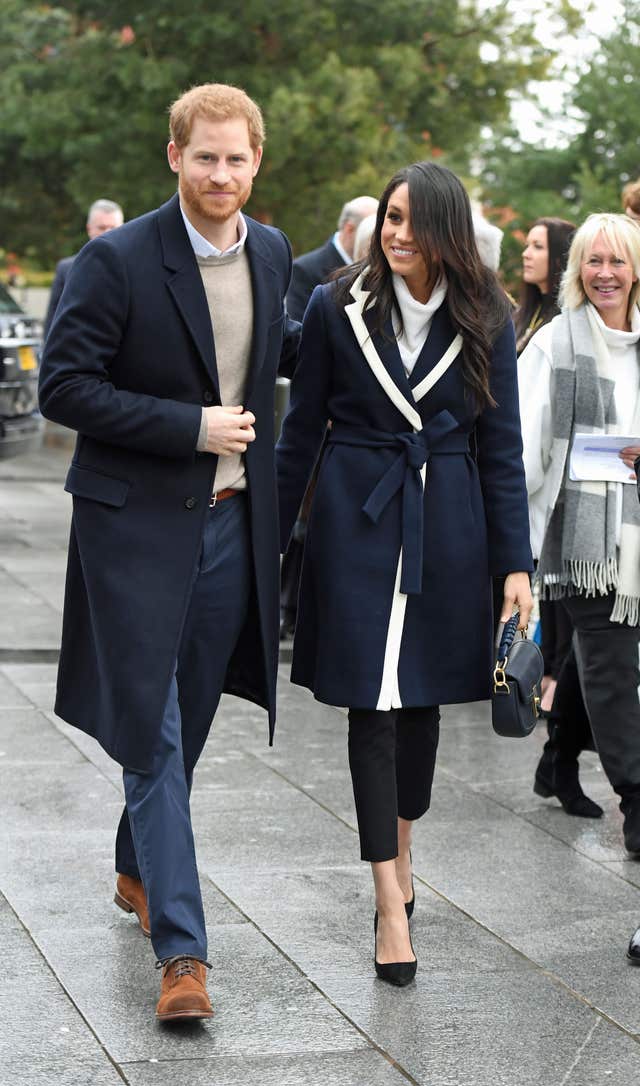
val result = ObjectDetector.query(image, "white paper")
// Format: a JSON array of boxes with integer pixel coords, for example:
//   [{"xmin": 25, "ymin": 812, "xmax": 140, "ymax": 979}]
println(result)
[{"xmin": 569, "ymin": 433, "xmax": 638, "ymax": 484}]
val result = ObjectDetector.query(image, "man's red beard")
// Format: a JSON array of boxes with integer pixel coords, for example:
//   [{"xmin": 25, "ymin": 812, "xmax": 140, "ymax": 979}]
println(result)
[{"xmin": 180, "ymin": 175, "xmax": 253, "ymax": 224}]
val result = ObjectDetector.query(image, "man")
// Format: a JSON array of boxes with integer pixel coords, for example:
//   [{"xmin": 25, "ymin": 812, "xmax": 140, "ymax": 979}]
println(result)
[
  {"xmin": 286, "ymin": 195, "xmax": 378, "ymax": 322},
  {"xmin": 43, "ymin": 199, "xmax": 124, "ymax": 336},
  {"xmin": 39, "ymin": 84, "xmax": 298, "ymax": 1022}
]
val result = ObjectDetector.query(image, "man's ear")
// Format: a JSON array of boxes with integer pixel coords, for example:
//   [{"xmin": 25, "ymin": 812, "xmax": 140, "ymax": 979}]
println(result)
[
  {"xmin": 252, "ymin": 146, "xmax": 263, "ymax": 177},
  {"xmin": 167, "ymin": 141, "xmax": 181, "ymax": 175}
]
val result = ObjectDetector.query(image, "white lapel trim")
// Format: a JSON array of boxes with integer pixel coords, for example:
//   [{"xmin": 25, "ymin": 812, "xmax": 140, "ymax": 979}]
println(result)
[
  {"xmin": 412, "ymin": 334, "xmax": 463, "ymax": 403},
  {"xmin": 345, "ymin": 273, "xmax": 422, "ymax": 431},
  {"xmin": 345, "ymin": 272, "xmax": 464, "ymax": 710}
]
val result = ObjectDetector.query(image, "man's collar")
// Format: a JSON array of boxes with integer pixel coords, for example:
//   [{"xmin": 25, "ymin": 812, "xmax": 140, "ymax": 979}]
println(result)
[
  {"xmin": 332, "ymin": 231, "xmax": 351, "ymax": 266},
  {"xmin": 180, "ymin": 204, "xmax": 247, "ymax": 258}
]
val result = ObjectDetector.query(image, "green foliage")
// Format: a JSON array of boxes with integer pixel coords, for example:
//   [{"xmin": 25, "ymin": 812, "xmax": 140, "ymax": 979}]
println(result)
[
  {"xmin": 0, "ymin": 0, "xmax": 574, "ymax": 264},
  {"xmin": 479, "ymin": 0, "xmax": 640, "ymax": 291}
]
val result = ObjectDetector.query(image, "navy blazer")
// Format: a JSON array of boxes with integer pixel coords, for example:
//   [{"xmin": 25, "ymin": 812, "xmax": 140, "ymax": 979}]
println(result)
[
  {"xmin": 286, "ymin": 237, "xmax": 345, "ymax": 322},
  {"xmin": 39, "ymin": 193, "xmax": 299, "ymax": 769}
]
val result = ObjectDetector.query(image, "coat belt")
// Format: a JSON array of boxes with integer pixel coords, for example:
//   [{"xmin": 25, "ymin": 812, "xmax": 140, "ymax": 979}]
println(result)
[{"xmin": 328, "ymin": 410, "xmax": 469, "ymax": 595}]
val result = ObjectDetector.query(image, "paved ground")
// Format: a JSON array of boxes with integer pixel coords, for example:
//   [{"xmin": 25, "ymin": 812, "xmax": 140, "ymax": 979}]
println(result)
[{"xmin": 1, "ymin": 444, "xmax": 640, "ymax": 1085}]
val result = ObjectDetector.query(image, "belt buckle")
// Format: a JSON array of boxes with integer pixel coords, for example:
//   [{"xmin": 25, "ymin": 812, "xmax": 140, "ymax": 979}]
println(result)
[{"xmin": 209, "ymin": 491, "xmax": 218, "ymax": 508}]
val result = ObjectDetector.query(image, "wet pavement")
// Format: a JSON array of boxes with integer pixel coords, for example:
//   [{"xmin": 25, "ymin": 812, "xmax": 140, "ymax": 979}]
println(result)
[{"xmin": 1, "ymin": 443, "xmax": 639, "ymax": 1085}]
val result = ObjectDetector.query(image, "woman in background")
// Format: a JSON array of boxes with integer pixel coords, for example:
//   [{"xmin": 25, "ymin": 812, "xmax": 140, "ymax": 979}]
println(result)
[
  {"xmin": 519, "ymin": 213, "xmax": 640, "ymax": 850},
  {"xmin": 515, "ymin": 217, "xmax": 575, "ymax": 354}
]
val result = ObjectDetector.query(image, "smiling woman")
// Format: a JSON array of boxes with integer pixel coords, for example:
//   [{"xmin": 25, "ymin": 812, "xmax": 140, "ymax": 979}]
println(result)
[
  {"xmin": 518, "ymin": 212, "xmax": 640, "ymax": 857},
  {"xmin": 277, "ymin": 160, "xmax": 533, "ymax": 988}
]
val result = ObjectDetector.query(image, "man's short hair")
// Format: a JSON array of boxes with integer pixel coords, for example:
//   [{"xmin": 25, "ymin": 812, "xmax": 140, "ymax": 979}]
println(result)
[
  {"xmin": 87, "ymin": 199, "xmax": 124, "ymax": 224},
  {"xmin": 169, "ymin": 83, "xmax": 265, "ymax": 151},
  {"xmin": 337, "ymin": 197, "xmax": 378, "ymax": 231},
  {"xmin": 622, "ymin": 178, "xmax": 640, "ymax": 217}
]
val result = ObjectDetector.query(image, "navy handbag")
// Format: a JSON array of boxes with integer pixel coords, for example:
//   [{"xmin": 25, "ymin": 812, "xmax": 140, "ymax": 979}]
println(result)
[{"xmin": 492, "ymin": 613, "xmax": 544, "ymax": 738}]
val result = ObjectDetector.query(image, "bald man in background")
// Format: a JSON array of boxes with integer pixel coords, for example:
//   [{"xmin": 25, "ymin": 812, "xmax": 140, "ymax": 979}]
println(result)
[{"xmin": 44, "ymin": 199, "xmax": 124, "ymax": 337}]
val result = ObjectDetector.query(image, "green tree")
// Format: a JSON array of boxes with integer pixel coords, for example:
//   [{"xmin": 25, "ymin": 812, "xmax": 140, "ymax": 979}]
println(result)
[
  {"xmin": 0, "ymin": 0, "xmax": 580, "ymax": 265},
  {"xmin": 478, "ymin": 0, "xmax": 638, "ymax": 289}
]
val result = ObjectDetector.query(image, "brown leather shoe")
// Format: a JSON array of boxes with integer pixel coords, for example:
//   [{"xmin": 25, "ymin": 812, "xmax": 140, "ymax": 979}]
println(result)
[
  {"xmin": 114, "ymin": 874, "xmax": 151, "ymax": 937},
  {"xmin": 156, "ymin": 956, "xmax": 213, "ymax": 1021}
]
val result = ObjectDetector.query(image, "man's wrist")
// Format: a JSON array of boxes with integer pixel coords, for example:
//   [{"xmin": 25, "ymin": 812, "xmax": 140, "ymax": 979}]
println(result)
[{"xmin": 196, "ymin": 409, "xmax": 208, "ymax": 452}]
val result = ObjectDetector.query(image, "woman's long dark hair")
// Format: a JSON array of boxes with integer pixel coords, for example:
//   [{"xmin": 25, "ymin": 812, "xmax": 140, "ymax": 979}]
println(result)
[
  {"xmin": 514, "ymin": 217, "xmax": 575, "ymax": 353},
  {"xmin": 335, "ymin": 161, "xmax": 510, "ymax": 411}
]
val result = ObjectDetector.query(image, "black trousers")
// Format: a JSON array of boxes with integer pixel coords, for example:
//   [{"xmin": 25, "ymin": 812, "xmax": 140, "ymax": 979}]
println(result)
[
  {"xmin": 347, "ymin": 706, "xmax": 440, "ymax": 862},
  {"xmin": 560, "ymin": 592, "xmax": 640, "ymax": 800}
]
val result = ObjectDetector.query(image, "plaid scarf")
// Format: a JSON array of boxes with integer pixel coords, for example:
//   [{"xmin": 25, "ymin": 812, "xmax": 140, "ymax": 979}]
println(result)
[{"xmin": 537, "ymin": 303, "xmax": 640, "ymax": 626}]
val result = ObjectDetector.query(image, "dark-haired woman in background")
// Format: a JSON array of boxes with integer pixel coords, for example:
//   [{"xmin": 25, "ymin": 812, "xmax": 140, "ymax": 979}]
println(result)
[
  {"xmin": 515, "ymin": 217, "xmax": 575, "ymax": 355},
  {"xmin": 514, "ymin": 218, "xmax": 602, "ymax": 818},
  {"xmin": 277, "ymin": 162, "xmax": 532, "ymax": 986}
]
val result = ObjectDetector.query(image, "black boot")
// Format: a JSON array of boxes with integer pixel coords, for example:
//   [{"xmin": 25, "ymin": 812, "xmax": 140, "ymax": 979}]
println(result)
[
  {"xmin": 534, "ymin": 741, "xmax": 603, "ymax": 818},
  {"xmin": 620, "ymin": 794, "xmax": 640, "ymax": 854}
]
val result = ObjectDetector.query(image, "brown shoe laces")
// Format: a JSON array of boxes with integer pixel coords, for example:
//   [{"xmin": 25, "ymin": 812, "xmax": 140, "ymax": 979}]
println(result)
[{"xmin": 156, "ymin": 955, "xmax": 212, "ymax": 975}]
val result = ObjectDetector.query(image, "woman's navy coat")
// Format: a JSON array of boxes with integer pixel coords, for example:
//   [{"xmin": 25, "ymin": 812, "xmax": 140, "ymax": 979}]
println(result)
[
  {"xmin": 277, "ymin": 275, "xmax": 533, "ymax": 710},
  {"xmin": 38, "ymin": 195, "xmax": 298, "ymax": 771}
]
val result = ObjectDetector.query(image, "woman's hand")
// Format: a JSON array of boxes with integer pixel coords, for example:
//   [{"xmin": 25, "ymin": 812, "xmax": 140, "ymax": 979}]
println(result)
[
  {"xmin": 619, "ymin": 445, "xmax": 640, "ymax": 479},
  {"xmin": 500, "ymin": 572, "xmax": 533, "ymax": 630}
]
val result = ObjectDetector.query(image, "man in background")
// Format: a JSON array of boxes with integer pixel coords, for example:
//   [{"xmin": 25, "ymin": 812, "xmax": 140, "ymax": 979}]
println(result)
[
  {"xmin": 280, "ymin": 195, "xmax": 378, "ymax": 639},
  {"xmin": 286, "ymin": 195, "xmax": 378, "ymax": 322},
  {"xmin": 44, "ymin": 198, "xmax": 124, "ymax": 335}
]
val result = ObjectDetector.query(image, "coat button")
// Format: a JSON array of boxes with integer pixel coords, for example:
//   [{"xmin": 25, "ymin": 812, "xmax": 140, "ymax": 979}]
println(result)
[
  {"xmin": 203, "ymin": 389, "xmax": 214, "ymax": 403},
  {"xmin": 184, "ymin": 497, "xmax": 198, "ymax": 509}
]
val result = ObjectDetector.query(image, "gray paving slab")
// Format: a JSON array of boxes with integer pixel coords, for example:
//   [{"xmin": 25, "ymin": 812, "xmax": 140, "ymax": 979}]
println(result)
[
  {"xmin": 0, "ymin": 894, "xmax": 123, "ymax": 1085},
  {"xmin": 0, "ymin": 568, "xmax": 62, "ymax": 648},
  {"xmin": 0, "ymin": 668, "xmax": 31, "ymax": 708},
  {"xmin": 204, "ymin": 867, "xmax": 640, "ymax": 1085},
  {"xmin": 120, "ymin": 1050, "xmax": 408, "ymax": 1086},
  {"xmin": 0, "ymin": 707, "xmax": 85, "ymax": 764},
  {"xmin": 0, "ymin": 759, "xmax": 122, "ymax": 835},
  {"xmin": 36, "ymin": 923, "xmax": 372, "ymax": 1066},
  {"xmin": 2, "ymin": 451, "xmax": 640, "ymax": 1083},
  {"xmin": 1, "ymin": 832, "xmax": 244, "ymax": 939},
  {"xmin": 45, "ymin": 710, "xmax": 128, "ymax": 787}
]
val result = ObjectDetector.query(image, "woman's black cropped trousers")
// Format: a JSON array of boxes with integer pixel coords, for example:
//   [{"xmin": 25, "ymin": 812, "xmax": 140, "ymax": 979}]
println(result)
[{"xmin": 347, "ymin": 706, "xmax": 440, "ymax": 862}]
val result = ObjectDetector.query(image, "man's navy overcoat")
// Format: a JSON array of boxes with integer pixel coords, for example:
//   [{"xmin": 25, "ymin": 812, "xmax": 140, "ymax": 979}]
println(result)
[
  {"xmin": 277, "ymin": 276, "xmax": 533, "ymax": 711},
  {"xmin": 39, "ymin": 194, "xmax": 298, "ymax": 771}
]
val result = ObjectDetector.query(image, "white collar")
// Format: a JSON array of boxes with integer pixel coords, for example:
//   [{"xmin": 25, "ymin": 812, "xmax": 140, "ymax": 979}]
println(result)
[
  {"xmin": 332, "ymin": 231, "xmax": 351, "ymax": 266},
  {"xmin": 393, "ymin": 272, "xmax": 447, "ymax": 326},
  {"xmin": 180, "ymin": 204, "xmax": 248, "ymax": 258},
  {"xmin": 587, "ymin": 301, "xmax": 640, "ymax": 349}
]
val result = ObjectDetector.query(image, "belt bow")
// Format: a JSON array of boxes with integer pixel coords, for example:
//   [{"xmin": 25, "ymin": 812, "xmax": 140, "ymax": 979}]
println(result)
[{"xmin": 360, "ymin": 410, "xmax": 464, "ymax": 595}]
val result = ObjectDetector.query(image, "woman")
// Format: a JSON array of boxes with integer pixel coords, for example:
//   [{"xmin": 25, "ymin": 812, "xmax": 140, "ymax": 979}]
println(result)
[
  {"xmin": 518, "ymin": 213, "xmax": 640, "ymax": 853},
  {"xmin": 515, "ymin": 217, "xmax": 575, "ymax": 355},
  {"xmin": 516, "ymin": 219, "xmax": 575, "ymax": 711},
  {"xmin": 277, "ymin": 162, "xmax": 533, "ymax": 985},
  {"xmin": 513, "ymin": 217, "xmax": 600, "ymax": 817}
]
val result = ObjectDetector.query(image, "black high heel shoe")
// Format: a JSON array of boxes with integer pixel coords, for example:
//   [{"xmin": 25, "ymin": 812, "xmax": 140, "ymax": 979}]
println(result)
[{"xmin": 373, "ymin": 912, "xmax": 417, "ymax": 987}]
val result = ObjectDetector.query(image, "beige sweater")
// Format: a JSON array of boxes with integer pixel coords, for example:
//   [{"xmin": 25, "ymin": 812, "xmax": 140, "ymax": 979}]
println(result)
[{"xmin": 196, "ymin": 250, "xmax": 254, "ymax": 492}]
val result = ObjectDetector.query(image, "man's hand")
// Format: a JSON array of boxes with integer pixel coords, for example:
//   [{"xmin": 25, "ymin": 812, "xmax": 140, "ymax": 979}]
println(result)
[
  {"xmin": 500, "ymin": 572, "xmax": 533, "ymax": 630},
  {"xmin": 619, "ymin": 444, "xmax": 640, "ymax": 479},
  {"xmin": 203, "ymin": 405, "xmax": 256, "ymax": 455}
]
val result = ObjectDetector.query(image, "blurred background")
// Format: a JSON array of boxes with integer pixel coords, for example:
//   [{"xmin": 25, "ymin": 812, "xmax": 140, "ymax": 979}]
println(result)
[{"xmin": 0, "ymin": 0, "xmax": 636, "ymax": 294}]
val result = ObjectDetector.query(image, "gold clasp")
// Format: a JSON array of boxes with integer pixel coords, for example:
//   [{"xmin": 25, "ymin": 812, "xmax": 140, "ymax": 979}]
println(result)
[
  {"xmin": 532, "ymin": 690, "xmax": 541, "ymax": 719},
  {"xmin": 493, "ymin": 660, "xmax": 510, "ymax": 694}
]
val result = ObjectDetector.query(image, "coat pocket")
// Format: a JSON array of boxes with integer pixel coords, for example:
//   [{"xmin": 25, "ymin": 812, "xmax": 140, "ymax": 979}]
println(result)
[{"xmin": 64, "ymin": 463, "xmax": 130, "ymax": 507}]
